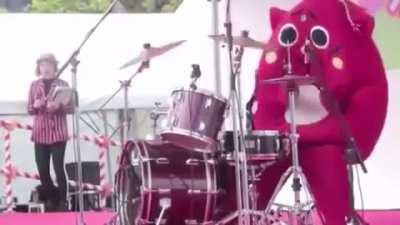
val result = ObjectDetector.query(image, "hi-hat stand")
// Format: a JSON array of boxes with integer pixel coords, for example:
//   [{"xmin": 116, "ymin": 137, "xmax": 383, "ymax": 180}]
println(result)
[{"xmin": 216, "ymin": 1, "xmax": 254, "ymax": 224}]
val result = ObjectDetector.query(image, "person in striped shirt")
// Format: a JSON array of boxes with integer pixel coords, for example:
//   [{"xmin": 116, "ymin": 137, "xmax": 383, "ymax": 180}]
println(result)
[{"xmin": 27, "ymin": 53, "xmax": 74, "ymax": 211}]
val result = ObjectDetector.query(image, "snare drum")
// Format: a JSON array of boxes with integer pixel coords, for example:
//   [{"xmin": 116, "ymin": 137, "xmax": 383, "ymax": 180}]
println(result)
[
  {"xmin": 221, "ymin": 130, "xmax": 289, "ymax": 161},
  {"xmin": 160, "ymin": 89, "xmax": 228, "ymax": 152}
]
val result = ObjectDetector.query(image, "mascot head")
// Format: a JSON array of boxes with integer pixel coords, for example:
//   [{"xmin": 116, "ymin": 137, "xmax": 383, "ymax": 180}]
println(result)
[{"xmin": 258, "ymin": 0, "xmax": 386, "ymax": 92}]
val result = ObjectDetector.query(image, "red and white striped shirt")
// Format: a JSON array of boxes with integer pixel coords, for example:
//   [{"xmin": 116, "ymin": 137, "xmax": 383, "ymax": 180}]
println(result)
[{"xmin": 27, "ymin": 78, "xmax": 74, "ymax": 144}]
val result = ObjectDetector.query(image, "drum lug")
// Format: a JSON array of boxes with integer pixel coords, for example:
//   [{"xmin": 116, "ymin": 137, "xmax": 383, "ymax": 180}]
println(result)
[
  {"xmin": 172, "ymin": 116, "xmax": 179, "ymax": 127},
  {"xmin": 206, "ymin": 159, "xmax": 216, "ymax": 165},
  {"xmin": 185, "ymin": 219, "xmax": 200, "ymax": 225},
  {"xmin": 156, "ymin": 158, "xmax": 170, "ymax": 164},
  {"xmin": 185, "ymin": 158, "xmax": 200, "ymax": 166},
  {"xmin": 187, "ymin": 189, "xmax": 202, "ymax": 194},
  {"xmin": 204, "ymin": 98, "xmax": 212, "ymax": 109},
  {"xmin": 158, "ymin": 188, "xmax": 171, "ymax": 194},
  {"xmin": 198, "ymin": 121, "xmax": 206, "ymax": 131}
]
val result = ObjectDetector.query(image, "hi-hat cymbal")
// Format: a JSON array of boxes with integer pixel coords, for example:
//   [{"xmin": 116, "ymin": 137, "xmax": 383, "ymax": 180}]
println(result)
[
  {"xmin": 263, "ymin": 75, "xmax": 317, "ymax": 86},
  {"xmin": 209, "ymin": 33, "xmax": 265, "ymax": 49},
  {"xmin": 119, "ymin": 40, "xmax": 186, "ymax": 70}
]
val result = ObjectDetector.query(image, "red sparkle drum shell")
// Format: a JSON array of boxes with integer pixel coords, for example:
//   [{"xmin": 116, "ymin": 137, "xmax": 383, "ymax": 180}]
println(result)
[
  {"xmin": 160, "ymin": 89, "xmax": 228, "ymax": 153},
  {"xmin": 134, "ymin": 140, "xmax": 222, "ymax": 225}
]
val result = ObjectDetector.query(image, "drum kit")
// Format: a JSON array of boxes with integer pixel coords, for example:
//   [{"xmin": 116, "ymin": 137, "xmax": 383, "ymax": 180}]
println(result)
[{"xmin": 111, "ymin": 25, "xmax": 323, "ymax": 225}]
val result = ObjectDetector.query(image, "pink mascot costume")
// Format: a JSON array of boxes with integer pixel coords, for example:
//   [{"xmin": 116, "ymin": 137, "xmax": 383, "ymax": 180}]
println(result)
[{"xmin": 252, "ymin": 0, "xmax": 388, "ymax": 224}]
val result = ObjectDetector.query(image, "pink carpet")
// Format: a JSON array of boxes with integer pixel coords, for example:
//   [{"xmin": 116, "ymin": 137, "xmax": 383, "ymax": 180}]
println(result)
[
  {"xmin": 0, "ymin": 210, "xmax": 399, "ymax": 225},
  {"xmin": 0, "ymin": 211, "xmax": 115, "ymax": 225},
  {"xmin": 353, "ymin": 210, "xmax": 400, "ymax": 225}
]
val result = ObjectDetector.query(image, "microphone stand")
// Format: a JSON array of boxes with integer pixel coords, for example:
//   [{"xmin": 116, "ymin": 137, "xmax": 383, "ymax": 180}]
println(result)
[
  {"xmin": 55, "ymin": 1, "xmax": 119, "ymax": 225},
  {"xmin": 305, "ymin": 42, "xmax": 369, "ymax": 225}
]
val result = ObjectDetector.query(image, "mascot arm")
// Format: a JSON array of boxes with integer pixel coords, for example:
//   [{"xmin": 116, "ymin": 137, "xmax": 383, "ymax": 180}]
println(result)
[{"xmin": 295, "ymin": 85, "xmax": 387, "ymax": 157}]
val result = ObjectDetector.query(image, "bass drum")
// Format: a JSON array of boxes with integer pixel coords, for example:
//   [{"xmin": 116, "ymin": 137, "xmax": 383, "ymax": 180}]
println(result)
[{"xmin": 116, "ymin": 139, "xmax": 236, "ymax": 225}]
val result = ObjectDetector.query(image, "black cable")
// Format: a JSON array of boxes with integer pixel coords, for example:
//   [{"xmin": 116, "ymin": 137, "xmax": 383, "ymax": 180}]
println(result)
[{"xmin": 84, "ymin": 112, "xmax": 101, "ymax": 133}]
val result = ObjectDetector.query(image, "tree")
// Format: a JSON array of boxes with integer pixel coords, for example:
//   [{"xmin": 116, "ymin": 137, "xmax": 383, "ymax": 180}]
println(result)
[
  {"xmin": 30, "ymin": 0, "xmax": 111, "ymax": 13},
  {"xmin": 28, "ymin": 0, "xmax": 183, "ymax": 13}
]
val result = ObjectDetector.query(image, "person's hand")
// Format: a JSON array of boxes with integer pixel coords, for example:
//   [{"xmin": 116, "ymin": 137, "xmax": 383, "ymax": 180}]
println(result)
[
  {"xmin": 47, "ymin": 101, "xmax": 60, "ymax": 112},
  {"xmin": 33, "ymin": 98, "xmax": 46, "ymax": 109}
]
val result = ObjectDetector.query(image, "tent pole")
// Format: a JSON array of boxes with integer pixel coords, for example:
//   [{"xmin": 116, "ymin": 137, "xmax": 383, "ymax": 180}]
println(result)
[{"xmin": 102, "ymin": 110, "xmax": 115, "ymax": 209}]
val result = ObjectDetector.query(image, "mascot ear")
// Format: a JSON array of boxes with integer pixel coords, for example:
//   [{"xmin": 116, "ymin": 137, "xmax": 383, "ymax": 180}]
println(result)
[
  {"xmin": 347, "ymin": 3, "xmax": 375, "ymax": 36},
  {"xmin": 270, "ymin": 7, "xmax": 287, "ymax": 30}
]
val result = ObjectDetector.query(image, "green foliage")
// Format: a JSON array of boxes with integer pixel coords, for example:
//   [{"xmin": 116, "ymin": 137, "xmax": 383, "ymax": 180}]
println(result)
[
  {"xmin": 29, "ymin": 0, "xmax": 183, "ymax": 13},
  {"xmin": 30, "ymin": 0, "xmax": 111, "ymax": 13},
  {"xmin": 140, "ymin": 0, "xmax": 183, "ymax": 12}
]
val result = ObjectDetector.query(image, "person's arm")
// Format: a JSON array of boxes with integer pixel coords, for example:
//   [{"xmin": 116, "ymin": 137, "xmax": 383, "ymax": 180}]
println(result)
[
  {"xmin": 27, "ymin": 82, "xmax": 36, "ymax": 115},
  {"xmin": 27, "ymin": 82, "xmax": 45, "ymax": 115}
]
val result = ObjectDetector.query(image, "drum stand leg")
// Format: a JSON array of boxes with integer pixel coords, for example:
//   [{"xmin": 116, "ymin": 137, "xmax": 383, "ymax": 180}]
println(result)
[
  {"xmin": 263, "ymin": 86, "xmax": 326, "ymax": 225},
  {"xmin": 263, "ymin": 165, "xmax": 321, "ymax": 225}
]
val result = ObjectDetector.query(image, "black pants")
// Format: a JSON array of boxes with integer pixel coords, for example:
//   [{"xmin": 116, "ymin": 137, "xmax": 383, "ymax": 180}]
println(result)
[{"xmin": 34, "ymin": 142, "xmax": 67, "ymax": 202}]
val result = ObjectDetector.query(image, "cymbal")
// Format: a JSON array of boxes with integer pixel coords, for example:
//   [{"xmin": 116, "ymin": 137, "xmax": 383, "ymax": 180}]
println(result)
[
  {"xmin": 119, "ymin": 40, "xmax": 186, "ymax": 69},
  {"xmin": 209, "ymin": 34, "xmax": 265, "ymax": 49},
  {"xmin": 263, "ymin": 75, "xmax": 317, "ymax": 86}
]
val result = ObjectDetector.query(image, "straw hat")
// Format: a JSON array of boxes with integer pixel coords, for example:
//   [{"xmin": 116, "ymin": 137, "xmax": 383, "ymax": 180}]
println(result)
[{"xmin": 36, "ymin": 53, "xmax": 58, "ymax": 65}]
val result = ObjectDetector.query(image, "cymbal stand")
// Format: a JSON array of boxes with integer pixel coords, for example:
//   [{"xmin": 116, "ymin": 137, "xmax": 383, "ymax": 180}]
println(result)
[
  {"xmin": 98, "ymin": 58, "xmax": 150, "ymax": 144},
  {"xmin": 215, "ymin": 2, "xmax": 253, "ymax": 221},
  {"xmin": 263, "ymin": 45, "xmax": 325, "ymax": 225}
]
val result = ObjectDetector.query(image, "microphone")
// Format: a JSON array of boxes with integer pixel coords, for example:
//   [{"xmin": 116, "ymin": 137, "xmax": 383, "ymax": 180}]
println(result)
[
  {"xmin": 303, "ymin": 39, "xmax": 311, "ymax": 65},
  {"xmin": 190, "ymin": 64, "xmax": 201, "ymax": 90}
]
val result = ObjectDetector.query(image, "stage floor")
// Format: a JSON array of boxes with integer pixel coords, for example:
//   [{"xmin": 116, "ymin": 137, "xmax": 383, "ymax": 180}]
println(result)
[{"xmin": 0, "ymin": 210, "xmax": 398, "ymax": 225}]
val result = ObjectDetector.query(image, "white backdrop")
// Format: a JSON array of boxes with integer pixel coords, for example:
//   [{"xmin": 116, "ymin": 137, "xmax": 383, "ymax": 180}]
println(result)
[{"xmin": 0, "ymin": 0, "xmax": 398, "ymax": 209}]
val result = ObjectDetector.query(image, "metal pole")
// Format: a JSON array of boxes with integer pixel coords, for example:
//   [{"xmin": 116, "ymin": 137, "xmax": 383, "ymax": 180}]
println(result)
[
  {"xmin": 211, "ymin": 0, "xmax": 222, "ymax": 95},
  {"xmin": 122, "ymin": 81, "xmax": 130, "ymax": 144},
  {"xmin": 71, "ymin": 58, "xmax": 85, "ymax": 225},
  {"xmin": 102, "ymin": 110, "xmax": 115, "ymax": 209}
]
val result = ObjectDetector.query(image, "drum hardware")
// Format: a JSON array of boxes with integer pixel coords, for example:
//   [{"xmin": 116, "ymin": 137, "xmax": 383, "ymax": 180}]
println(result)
[
  {"xmin": 185, "ymin": 159, "xmax": 201, "ymax": 166},
  {"xmin": 143, "ymin": 188, "xmax": 172, "ymax": 194},
  {"xmin": 262, "ymin": 44, "xmax": 323, "ymax": 225},
  {"xmin": 150, "ymin": 102, "xmax": 168, "ymax": 137},
  {"xmin": 187, "ymin": 189, "xmax": 204, "ymax": 194},
  {"xmin": 156, "ymin": 198, "xmax": 171, "ymax": 225},
  {"xmin": 215, "ymin": 1, "xmax": 255, "ymax": 223},
  {"xmin": 98, "ymin": 40, "xmax": 186, "ymax": 145},
  {"xmin": 208, "ymin": 33, "xmax": 266, "ymax": 50},
  {"xmin": 155, "ymin": 158, "xmax": 170, "ymax": 165},
  {"xmin": 190, "ymin": 64, "xmax": 201, "ymax": 91}
]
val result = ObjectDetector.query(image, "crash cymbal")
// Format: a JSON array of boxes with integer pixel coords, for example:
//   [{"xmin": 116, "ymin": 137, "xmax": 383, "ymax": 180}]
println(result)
[
  {"xmin": 209, "ymin": 32, "xmax": 265, "ymax": 49},
  {"xmin": 119, "ymin": 40, "xmax": 186, "ymax": 69},
  {"xmin": 263, "ymin": 75, "xmax": 317, "ymax": 86}
]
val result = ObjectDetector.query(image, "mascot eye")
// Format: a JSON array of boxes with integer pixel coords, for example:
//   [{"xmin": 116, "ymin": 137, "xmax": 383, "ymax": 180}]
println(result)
[
  {"xmin": 310, "ymin": 26, "xmax": 329, "ymax": 49},
  {"xmin": 279, "ymin": 23, "xmax": 298, "ymax": 47}
]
